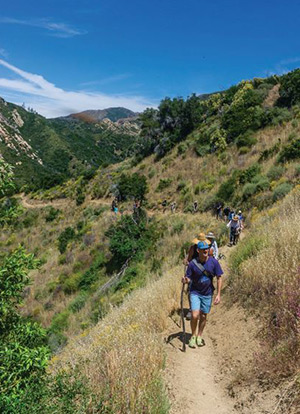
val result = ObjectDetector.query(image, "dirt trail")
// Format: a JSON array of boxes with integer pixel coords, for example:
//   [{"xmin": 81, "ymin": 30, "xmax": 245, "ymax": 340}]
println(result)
[{"xmin": 164, "ymin": 242, "xmax": 238, "ymax": 414}]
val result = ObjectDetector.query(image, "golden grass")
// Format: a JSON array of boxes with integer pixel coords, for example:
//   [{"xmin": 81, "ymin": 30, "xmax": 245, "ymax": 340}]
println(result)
[{"xmin": 229, "ymin": 186, "xmax": 300, "ymax": 376}]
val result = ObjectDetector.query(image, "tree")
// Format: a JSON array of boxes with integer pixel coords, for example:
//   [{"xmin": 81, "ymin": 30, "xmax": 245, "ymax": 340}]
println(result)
[
  {"xmin": 0, "ymin": 158, "xmax": 15, "ymax": 197},
  {"xmin": 0, "ymin": 248, "xmax": 50, "ymax": 412}
]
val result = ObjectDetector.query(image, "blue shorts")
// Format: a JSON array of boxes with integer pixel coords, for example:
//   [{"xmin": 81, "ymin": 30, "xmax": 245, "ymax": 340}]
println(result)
[{"xmin": 190, "ymin": 292, "xmax": 212, "ymax": 314}]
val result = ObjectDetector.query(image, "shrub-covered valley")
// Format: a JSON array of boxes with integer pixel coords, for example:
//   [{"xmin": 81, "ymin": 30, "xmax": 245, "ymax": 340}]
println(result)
[{"xmin": 0, "ymin": 69, "xmax": 299, "ymax": 413}]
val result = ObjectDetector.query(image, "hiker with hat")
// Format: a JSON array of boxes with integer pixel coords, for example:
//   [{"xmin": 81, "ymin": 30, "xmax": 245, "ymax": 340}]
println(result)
[
  {"xmin": 206, "ymin": 231, "xmax": 219, "ymax": 259},
  {"xmin": 182, "ymin": 240, "xmax": 223, "ymax": 348},
  {"xmin": 183, "ymin": 233, "xmax": 210, "ymax": 321},
  {"xmin": 227, "ymin": 214, "xmax": 241, "ymax": 245}
]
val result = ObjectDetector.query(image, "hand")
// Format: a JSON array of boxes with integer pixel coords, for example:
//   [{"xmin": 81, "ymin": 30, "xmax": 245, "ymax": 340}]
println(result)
[
  {"xmin": 182, "ymin": 277, "xmax": 189, "ymax": 284},
  {"xmin": 214, "ymin": 295, "xmax": 221, "ymax": 305}
]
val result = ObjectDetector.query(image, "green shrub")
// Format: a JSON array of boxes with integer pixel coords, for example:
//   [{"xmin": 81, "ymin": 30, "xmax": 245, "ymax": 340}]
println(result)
[
  {"xmin": 238, "ymin": 146, "xmax": 250, "ymax": 154},
  {"xmin": 242, "ymin": 183, "xmax": 257, "ymax": 200},
  {"xmin": 156, "ymin": 178, "xmax": 172, "ymax": 192},
  {"xmin": 45, "ymin": 206, "xmax": 60, "ymax": 222},
  {"xmin": 118, "ymin": 173, "xmax": 148, "ymax": 201},
  {"xmin": 148, "ymin": 169, "xmax": 155, "ymax": 179},
  {"xmin": 229, "ymin": 234, "xmax": 266, "ymax": 275},
  {"xmin": 217, "ymin": 178, "xmax": 235, "ymax": 201},
  {"xmin": 177, "ymin": 180, "xmax": 187, "ymax": 192},
  {"xmin": 252, "ymin": 175, "xmax": 270, "ymax": 191},
  {"xmin": 22, "ymin": 209, "xmax": 39, "ymax": 228},
  {"xmin": 295, "ymin": 164, "xmax": 300, "ymax": 176},
  {"xmin": 239, "ymin": 163, "xmax": 261, "ymax": 184},
  {"xmin": 50, "ymin": 310, "xmax": 70, "ymax": 333},
  {"xmin": 266, "ymin": 165, "xmax": 285, "ymax": 181},
  {"xmin": 61, "ymin": 273, "xmax": 81, "ymax": 294},
  {"xmin": 272, "ymin": 183, "xmax": 293, "ymax": 202},
  {"xmin": 78, "ymin": 252, "xmax": 106, "ymax": 290},
  {"xmin": 171, "ymin": 220, "xmax": 184, "ymax": 235},
  {"xmin": 277, "ymin": 139, "xmax": 300, "ymax": 163},
  {"xmin": 58, "ymin": 227, "xmax": 76, "ymax": 254},
  {"xmin": 195, "ymin": 144, "xmax": 210, "ymax": 157},
  {"xmin": 259, "ymin": 142, "xmax": 281, "ymax": 162},
  {"xmin": 69, "ymin": 293, "xmax": 88, "ymax": 313},
  {"xmin": 235, "ymin": 130, "xmax": 257, "ymax": 148},
  {"xmin": 177, "ymin": 142, "xmax": 187, "ymax": 155}
]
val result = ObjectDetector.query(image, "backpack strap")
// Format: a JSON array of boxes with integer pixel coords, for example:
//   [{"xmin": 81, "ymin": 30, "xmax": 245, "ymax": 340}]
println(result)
[{"xmin": 192, "ymin": 258, "xmax": 213, "ymax": 278}]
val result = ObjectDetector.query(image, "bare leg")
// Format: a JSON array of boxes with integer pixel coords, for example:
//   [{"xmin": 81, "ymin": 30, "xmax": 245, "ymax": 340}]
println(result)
[
  {"xmin": 190, "ymin": 310, "xmax": 200, "ymax": 336},
  {"xmin": 197, "ymin": 312, "xmax": 207, "ymax": 337}
]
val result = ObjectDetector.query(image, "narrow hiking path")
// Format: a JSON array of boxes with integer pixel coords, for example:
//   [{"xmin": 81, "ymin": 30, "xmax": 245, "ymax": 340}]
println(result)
[{"xmin": 163, "ymin": 237, "xmax": 267, "ymax": 414}]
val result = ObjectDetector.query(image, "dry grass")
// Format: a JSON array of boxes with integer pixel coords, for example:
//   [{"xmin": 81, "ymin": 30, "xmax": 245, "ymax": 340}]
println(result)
[
  {"xmin": 48, "ymin": 208, "xmax": 225, "ymax": 412},
  {"xmin": 229, "ymin": 186, "xmax": 300, "ymax": 377}
]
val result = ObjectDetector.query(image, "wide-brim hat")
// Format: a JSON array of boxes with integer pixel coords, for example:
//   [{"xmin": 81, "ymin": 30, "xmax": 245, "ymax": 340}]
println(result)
[
  {"xmin": 233, "ymin": 215, "xmax": 239, "ymax": 221},
  {"xmin": 206, "ymin": 231, "xmax": 215, "ymax": 239}
]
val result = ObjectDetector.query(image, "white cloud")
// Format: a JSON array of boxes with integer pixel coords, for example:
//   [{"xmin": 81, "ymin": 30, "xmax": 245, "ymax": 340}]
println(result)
[
  {"xmin": 265, "ymin": 57, "xmax": 300, "ymax": 77},
  {"xmin": 0, "ymin": 17, "xmax": 86, "ymax": 38},
  {"xmin": 0, "ymin": 59, "xmax": 156, "ymax": 118},
  {"xmin": 0, "ymin": 48, "xmax": 8, "ymax": 58}
]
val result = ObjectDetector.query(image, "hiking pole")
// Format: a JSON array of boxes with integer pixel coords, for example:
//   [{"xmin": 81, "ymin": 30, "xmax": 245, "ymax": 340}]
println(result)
[{"xmin": 181, "ymin": 250, "xmax": 187, "ymax": 352}]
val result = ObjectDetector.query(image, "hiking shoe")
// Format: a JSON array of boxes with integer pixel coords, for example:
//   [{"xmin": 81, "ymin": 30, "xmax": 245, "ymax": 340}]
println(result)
[
  {"xmin": 188, "ymin": 336, "xmax": 197, "ymax": 348},
  {"xmin": 196, "ymin": 336, "xmax": 205, "ymax": 347},
  {"xmin": 186, "ymin": 310, "xmax": 192, "ymax": 321}
]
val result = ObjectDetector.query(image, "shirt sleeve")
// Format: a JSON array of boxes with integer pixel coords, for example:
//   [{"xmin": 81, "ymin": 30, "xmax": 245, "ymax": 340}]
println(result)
[
  {"xmin": 215, "ymin": 242, "xmax": 219, "ymax": 260},
  {"xmin": 186, "ymin": 262, "xmax": 193, "ymax": 279},
  {"xmin": 214, "ymin": 259, "xmax": 223, "ymax": 277}
]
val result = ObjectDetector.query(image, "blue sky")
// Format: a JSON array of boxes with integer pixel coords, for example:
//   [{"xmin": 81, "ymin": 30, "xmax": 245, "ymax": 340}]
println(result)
[{"xmin": 0, "ymin": 0, "xmax": 300, "ymax": 117}]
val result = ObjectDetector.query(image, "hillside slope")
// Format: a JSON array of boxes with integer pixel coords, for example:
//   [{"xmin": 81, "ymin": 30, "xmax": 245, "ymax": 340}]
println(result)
[{"xmin": 0, "ymin": 99, "xmax": 141, "ymax": 190}]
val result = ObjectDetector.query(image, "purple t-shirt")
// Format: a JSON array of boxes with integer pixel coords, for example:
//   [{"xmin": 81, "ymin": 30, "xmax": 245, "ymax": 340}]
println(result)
[{"xmin": 186, "ymin": 256, "xmax": 223, "ymax": 296}]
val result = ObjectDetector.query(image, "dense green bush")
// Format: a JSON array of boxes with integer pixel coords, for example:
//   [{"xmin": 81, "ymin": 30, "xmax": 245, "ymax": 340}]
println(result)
[
  {"xmin": 235, "ymin": 130, "xmax": 257, "ymax": 148},
  {"xmin": 58, "ymin": 227, "xmax": 76, "ymax": 254},
  {"xmin": 50, "ymin": 310, "xmax": 70, "ymax": 333},
  {"xmin": 78, "ymin": 252, "xmax": 106, "ymax": 290},
  {"xmin": 277, "ymin": 139, "xmax": 300, "ymax": 163},
  {"xmin": 266, "ymin": 165, "xmax": 285, "ymax": 181},
  {"xmin": 45, "ymin": 206, "xmax": 60, "ymax": 222},
  {"xmin": 272, "ymin": 183, "xmax": 293, "ymax": 202},
  {"xmin": 239, "ymin": 163, "xmax": 261, "ymax": 184},
  {"xmin": 217, "ymin": 178, "xmax": 236, "ymax": 201},
  {"xmin": 0, "ymin": 248, "xmax": 50, "ymax": 412},
  {"xmin": 277, "ymin": 68, "xmax": 300, "ymax": 107},
  {"xmin": 106, "ymin": 214, "xmax": 159, "ymax": 267},
  {"xmin": 118, "ymin": 173, "xmax": 148, "ymax": 201}
]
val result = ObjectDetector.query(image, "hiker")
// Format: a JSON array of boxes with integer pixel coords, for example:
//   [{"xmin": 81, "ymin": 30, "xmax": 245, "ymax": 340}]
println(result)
[
  {"xmin": 170, "ymin": 201, "xmax": 177, "ymax": 213},
  {"xmin": 206, "ymin": 231, "xmax": 219, "ymax": 259},
  {"xmin": 162, "ymin": 199, "xmax": 167, "ymax": 213},
  {"xmin": 111, "ymin": 198, "xmax": 118, "ymax": 212},
  {"xmin": 237, "ymin": 210, "xmax": 244, "ymax": 224},
  {"xmin": 193, "ymin": 200, "xmax": 198, "ymax": 213},
  {"xmin": 183, "ymin": 233, "xmax": 210, "ymax": 321},
  {"xmin": 216, "ymin": 203, "xmax": 222, "ymax": 220},
  {"xmin": 182, "ymin": 240, "xmax": 223, "ymax": 348},
  {"xmin": 227, "ymin": 215, "xmax": 241, "ymax": 245},
  {"xmin": 223, "ymin": 206, "xmax": 230, "ymax": 221},
  {"xmin": 228, "ymin": 209, "xmax": 235, "ymax": 221}
]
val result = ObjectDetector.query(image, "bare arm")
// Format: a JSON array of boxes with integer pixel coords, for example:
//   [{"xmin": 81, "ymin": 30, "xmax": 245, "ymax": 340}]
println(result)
[{"xmin": 214, "ymin": 277, "xmax": 222, "ymax": 305}]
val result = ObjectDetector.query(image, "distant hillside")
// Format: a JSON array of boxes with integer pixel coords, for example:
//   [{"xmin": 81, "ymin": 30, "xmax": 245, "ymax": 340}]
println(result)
[
  {"xmin": 0, "ymin": 99, "xmax": 141, "ymax": 191},
  {"xmin": 65, "ymin": 107, "xmax": 138, "ymax": 123}
]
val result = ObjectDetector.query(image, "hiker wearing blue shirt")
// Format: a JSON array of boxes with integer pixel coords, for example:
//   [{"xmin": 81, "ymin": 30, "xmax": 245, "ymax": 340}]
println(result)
[{"xmin": 182, "ymin": 240, "xmax": 223, "ymax": 348}]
